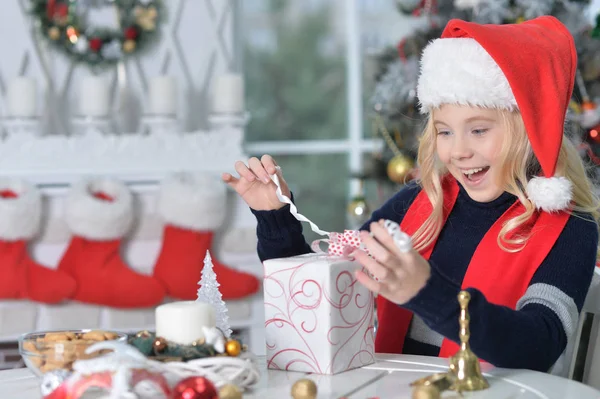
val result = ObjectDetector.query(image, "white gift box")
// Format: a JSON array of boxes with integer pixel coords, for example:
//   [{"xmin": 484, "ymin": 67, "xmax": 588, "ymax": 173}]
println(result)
[{"xmin": 263, "ymin": 253, "xmax": 375, "ymax": 374}]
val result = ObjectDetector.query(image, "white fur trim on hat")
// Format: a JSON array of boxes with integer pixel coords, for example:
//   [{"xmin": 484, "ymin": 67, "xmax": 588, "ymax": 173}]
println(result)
[
  {"xmin": 417, "ymin": 38, "xmax": 518, "ymax": 113},
  {"xmin": 158, "ymin": 172, "xmax": 226, "ymax": 231},
  {"xmin": 0, "ymin": 179, "xmax": 41, "ymax": 241},
  {"xmin": 65, "ymin": 178, "xmax": 133, "ymax": 240},
  {"xmin": 526, "ymin": 176, "xmax": 573, "ymax": 212}
]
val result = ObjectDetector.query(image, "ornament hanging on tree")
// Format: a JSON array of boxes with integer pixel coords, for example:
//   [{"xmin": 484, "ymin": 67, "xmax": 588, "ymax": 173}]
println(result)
[
  {"xmin": 196, "ymin": 251, "xmax": 233, "ymax": 339},
  {"xmin": 372, "ymin": 114, "xmax": 417, "ymax": 185},
  {"xmin": 347, "ymin": 177, "xmax": 370, "ymax": 227},
  {"xmin": 387, "ymin": 153, "xmax": 416, "ymax": 184}
]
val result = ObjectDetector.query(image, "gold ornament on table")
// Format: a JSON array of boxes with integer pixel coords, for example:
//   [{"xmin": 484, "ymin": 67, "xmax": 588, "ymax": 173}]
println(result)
[
  {"xmin": 291, "ymin": 378, "xmax": 317, "ymax": 399},
  {"xmin": 410, "ymin": 372, "xmax": 453, "ymax": 399},
  {"xmin": 411, "ymin": 384, "xmax": 441, "ymax": 399},
  {"xmin": 225, "ymin": 339, "xmax": 242, "ymax": 357},
  {"xmin": 448, "ymin": 291, "xmax": 489, "ymax": 392},
  {"xmin": 153, "ymin": 337, "xmax": 168, "ymax": 353},
  {"xmin": 219, "ymin": 383, "xmax": 243, "ymax": 399},
  {"xmin": 410, "ymin": 290, "xmax": 489, "ymax": 397}
]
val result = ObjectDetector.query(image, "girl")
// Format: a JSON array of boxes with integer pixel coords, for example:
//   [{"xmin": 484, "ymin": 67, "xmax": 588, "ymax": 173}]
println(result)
[{"xmin": 222, "ymin": 16, "xmax": 600, "ymax": 373}]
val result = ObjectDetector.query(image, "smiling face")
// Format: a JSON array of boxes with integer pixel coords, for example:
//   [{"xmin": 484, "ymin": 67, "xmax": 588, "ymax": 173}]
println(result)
[{"xmin": 434, "ymin": 104, "xmax": 507, "ymax": 203}]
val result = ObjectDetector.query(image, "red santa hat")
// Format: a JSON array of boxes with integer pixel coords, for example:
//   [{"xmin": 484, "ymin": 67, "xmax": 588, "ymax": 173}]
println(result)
[{"xmin": 417, "ymin": 16, "xmax": 577, "ymax": 212}]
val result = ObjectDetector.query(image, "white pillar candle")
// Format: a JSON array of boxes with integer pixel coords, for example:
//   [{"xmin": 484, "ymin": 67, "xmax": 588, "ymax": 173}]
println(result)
[
  {"xmin": 7, "ymin": 77, "xmax": 37, "ymax": 118},
  {"xmin": 212, "ymin": 73, "xmax": 245, "ymax": 114},
  {"xmin": 149, "ymin": 76, "xmax": 177, "ymax": 115},
  {"xmin": 155, "ymin": 301, "xmax": 216, "ymax": 345},
  {"xmin": 79, "ymin": 76, "xmax": 110, "ymax": 117}
]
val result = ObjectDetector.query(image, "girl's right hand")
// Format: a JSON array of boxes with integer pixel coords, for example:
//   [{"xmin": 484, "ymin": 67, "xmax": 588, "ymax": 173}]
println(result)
[{"xmin": 221, "ymin": 155, "xmax": 291, "ymax": 211}]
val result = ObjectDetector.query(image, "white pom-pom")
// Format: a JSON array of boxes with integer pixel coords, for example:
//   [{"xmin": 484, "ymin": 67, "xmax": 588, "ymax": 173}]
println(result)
[{"xmin": 526, "ymin": 176, "xmax": 573, "ymax": 212}]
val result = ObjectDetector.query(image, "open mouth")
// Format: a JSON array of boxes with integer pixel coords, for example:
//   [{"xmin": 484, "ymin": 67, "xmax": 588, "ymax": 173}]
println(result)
[{"xmin": 462, "ymin": 166, "xmax": 490, "ymax": 183}]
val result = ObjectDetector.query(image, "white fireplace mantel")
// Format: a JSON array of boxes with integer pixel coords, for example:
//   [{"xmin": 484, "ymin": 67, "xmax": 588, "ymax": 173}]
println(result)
[{"xmin": 0, "ymin": 126, "xmax": 245, "ymax": 186}]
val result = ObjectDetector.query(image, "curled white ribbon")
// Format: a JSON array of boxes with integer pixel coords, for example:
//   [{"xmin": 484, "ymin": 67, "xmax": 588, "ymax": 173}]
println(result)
[
  {"xmin": 271, "ymin": 167, "xmax": 330, "ymax": 237},
  {"xmin": 271, "ymin": 167, "xmax": 413, "ymax": 255}
]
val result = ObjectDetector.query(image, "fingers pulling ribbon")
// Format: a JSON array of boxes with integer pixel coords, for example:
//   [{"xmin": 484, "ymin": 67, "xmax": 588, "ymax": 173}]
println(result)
[{"xmin": 270, "ymin": 167, "xmax": 413, "ymax": 257}]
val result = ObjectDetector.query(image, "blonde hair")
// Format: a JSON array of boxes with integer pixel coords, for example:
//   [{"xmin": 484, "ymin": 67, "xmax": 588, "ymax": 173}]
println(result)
[{"xmin": 413, "ymin": 108, "xmax": 600, "ymax": 258}]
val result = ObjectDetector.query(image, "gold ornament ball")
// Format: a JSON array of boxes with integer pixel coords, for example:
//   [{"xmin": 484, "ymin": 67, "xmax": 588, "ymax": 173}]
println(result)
[
  {"xmin": 387, "ymin": 154, "xmax": 415, "ymax": 184},
  {"xmin": 153, "ymin": 337, "xmax": 168, "ymax": 353},
  {"xmin": 291, "ymin": 378, "xmax": 317, "ymax": 399},
  {"xmin": 219, "ymin": 384, "xmax": 243, "ymax": 399},
  {"xmin": 412, "ymin": 385, "xmax": 441, "ymax": 399},
  {"xmin": 136, "ymin": 330, "xmax": 150, "ymax": 338},
  {"xmin": 48, "ymin": 27, "xmax": 61, "ymax": 41},
  {"xmin": 225, "ymin": 339, "xmax": 242, "ymax": 356},
  {"xmin": 123, "ymin": 39, "xmax": 136, "ymax": 53},
  {"xmin": 347, "ymin": 197, "xmax": 369, "ymax": 218}
]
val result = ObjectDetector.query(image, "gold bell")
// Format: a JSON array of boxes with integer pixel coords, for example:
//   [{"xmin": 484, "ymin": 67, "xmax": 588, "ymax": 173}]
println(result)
[{"xmin": 448, "ymin": 290, "xmax": 489, "ymax": 392}]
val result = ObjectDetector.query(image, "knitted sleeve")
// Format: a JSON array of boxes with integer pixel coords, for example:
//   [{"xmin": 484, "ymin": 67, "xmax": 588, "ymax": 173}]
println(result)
[
  {"xmin": 403, "ymin": 212, "xmax": 598, "ymax": 372},
  {"xmin": 251, "ymin": 182, "xmax": 422, "ymax": 262}
]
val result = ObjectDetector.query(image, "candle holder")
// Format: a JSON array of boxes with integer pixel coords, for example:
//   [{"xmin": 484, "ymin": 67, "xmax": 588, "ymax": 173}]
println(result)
[
  {"xmin": 139, "ymin": 114, "xmax": 181, "ymax": 136},
  {"xmin": 448, "ymin": 290, "xmax": 489, "ymax": 392},
  {"xmin": 208, "ymin": 112, "xmax": 250, "ymax": 130},
  {"xmin": 128, "ymin": 330, "xmax": 247, "ymax": 362},
  {"xmin": 71, "ymin": 115, "xmax": 116, "ymax": 136},
  {"xmin": 410, "ymin": 290, "xmax": 489, "ymax": 397},
  {"xmin": 1, "ymin": 116, "xmax": 42, "ymax": 138}
]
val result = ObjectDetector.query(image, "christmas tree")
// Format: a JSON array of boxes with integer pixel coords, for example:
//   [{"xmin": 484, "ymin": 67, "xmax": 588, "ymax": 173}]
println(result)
[
  {"xmin": 367, "ymin": 0, "xmax": 600, "ymax": 190},
  {"xmin": 196, "ymin": 251, "xmax": 232, "ymax": 339}
]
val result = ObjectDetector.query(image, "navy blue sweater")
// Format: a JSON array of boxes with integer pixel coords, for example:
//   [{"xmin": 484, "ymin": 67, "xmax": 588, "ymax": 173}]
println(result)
[{"xmin": 252, "ymin": 182, "xmax": 598, "ymax": 372}]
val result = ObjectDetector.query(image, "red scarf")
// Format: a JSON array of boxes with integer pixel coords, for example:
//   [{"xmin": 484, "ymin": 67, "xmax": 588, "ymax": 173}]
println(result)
[{"xmin": 374, "ymin": 177, "xmax": 570, "ymax": 357}]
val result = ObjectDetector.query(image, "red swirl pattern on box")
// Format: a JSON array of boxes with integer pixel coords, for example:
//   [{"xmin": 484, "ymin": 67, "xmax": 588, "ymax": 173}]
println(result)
[{"xmin": 263, "ymin": 255, "xmax": 375, "ymax": 374}]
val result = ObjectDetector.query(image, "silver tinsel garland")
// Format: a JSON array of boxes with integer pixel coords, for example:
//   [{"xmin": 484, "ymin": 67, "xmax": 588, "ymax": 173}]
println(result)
[
  {"xmin": 473, "ymin": 0, "xmax": 513, "ymax": 25},
  {"xmin": 370, "ymin": 58, "xmax": 419, "ymax": 115}
]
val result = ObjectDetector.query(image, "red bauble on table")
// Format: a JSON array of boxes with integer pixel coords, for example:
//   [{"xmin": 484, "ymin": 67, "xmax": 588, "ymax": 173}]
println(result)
[{"xmin": 172, "ymin": 376, "xmax": 219, "ymax": 399}]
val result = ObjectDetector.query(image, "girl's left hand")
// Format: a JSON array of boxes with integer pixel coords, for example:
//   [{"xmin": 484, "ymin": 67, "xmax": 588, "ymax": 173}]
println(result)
[{"xmin": 353, "ymin": 219, "xmax": 431, "ymax": 305}]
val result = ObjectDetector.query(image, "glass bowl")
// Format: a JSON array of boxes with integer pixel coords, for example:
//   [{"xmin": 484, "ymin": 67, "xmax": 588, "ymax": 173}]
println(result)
[{"xmin": 18, "ymin": 329, "xmax": 128, "ymax": 377}]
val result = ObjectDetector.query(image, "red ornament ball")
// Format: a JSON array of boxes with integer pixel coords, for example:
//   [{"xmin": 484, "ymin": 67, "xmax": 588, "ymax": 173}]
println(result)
[
  {"xmin": 172, "ymin": 376, "xmax": 219, "ymax": 399},
  {"xmin": 89, "ymin": 38, "xmax": 103, "ymax": 52},
  {"xmin": 124, "ymin": 26, "xmax": 139, "ymax": 40},
  {"xmin": 54, "ymin": 3, "xmax": 69, "ymax": 18}
]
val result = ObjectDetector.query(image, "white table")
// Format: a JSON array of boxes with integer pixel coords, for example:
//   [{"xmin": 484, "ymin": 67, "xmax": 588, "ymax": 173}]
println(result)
[{"xmin": 0, "ymin": 354, "xmax": 598, "ymax": 398}]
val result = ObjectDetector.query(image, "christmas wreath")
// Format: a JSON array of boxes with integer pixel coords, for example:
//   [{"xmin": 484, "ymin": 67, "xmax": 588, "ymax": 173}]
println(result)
[{"xmin": 30, "ymin": 0, "xmax": 163, "ymax": 68}]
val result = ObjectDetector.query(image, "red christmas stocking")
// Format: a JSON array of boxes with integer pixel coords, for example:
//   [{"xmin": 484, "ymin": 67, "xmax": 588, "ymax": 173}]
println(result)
[
  {"xmin": 0, "ymin": 181, "xmax": 76, "ymax": 303},
  {"xmin": 57, "ymin": 178, "xmax": 165, "ymax": 308},
  {"xmin": 153, "ymin": 173, "xmax": 260, "ymax": 300}
]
